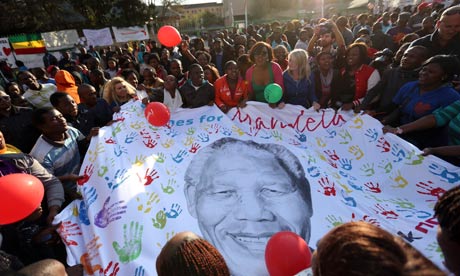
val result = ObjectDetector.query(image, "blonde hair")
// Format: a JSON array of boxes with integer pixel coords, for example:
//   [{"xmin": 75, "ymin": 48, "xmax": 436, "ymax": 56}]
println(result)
[
  {"xmin": 102, "ymin": 77, "xmax": 136, "ymax": 105},
  {"xmin": 287, "ymin": 49, "xmax": 311, "ymax": 80}
]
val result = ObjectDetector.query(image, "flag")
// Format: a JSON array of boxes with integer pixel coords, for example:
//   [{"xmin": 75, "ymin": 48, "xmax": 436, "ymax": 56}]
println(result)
[{"xmin": 9, "ymin": 34, "xmax": 46, "ymax": 55}]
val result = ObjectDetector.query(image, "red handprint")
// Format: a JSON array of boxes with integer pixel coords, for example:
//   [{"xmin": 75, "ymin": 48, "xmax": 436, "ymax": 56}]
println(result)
[
  {"xmin": 364, "ymin": 181, "xmax": 381, "ymax": 193},
  {"xmin": 324, "ymin": 150, "xmax": 340, "ymax": 161},
  {"xmin": 105, "ymin": 137, "xmax": 116, "ymax": 144},
  {"xmin": 189, "ymin": 143, "xmax": 201, "ymax": 153},
  {"xmin": 416, "ymin": 181, "xmax": 446, "ymax": 201},
  {"xmin": 377, "ymin": 137, "xmax": 391, "ymax": 152},
  {"xmin": 361, "ymin": 215, "xmax": 381, "ymax": 226},
  {"xmin": 137, "ymin": 168, "xmax": 159, "ymax": 186},
  {"xmin": 77, "ymin": 164, "xmax": 94, "ymax": 186},
  {"xmin": 318, "ymin": 177, "xmax": 336, "ymax": 196},
  {"xmin": 99, "ymin": 261, "xmax": 120, "ymax": 276},
  {"xmin": 143, "ymin": 138, "xmax": 158, "ymax": 148},
  {"xmin": 58, "ymin": 221, "xmax": 82, "ymax": 246},
  {"xmin": 373, "ymin": 203, "xmax": 399, "ymax": 219}
]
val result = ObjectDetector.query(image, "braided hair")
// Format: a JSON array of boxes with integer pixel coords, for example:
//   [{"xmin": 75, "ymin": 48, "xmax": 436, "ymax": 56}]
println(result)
[{"xmin": 434, "ymin": 185, "xmax": 460, "ymax": 243}]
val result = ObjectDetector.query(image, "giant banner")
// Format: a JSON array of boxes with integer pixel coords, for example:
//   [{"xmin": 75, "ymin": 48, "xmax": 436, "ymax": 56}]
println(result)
[{"xmin": 55, "ymin": 101, "xmax": 458, "ymax": 275}]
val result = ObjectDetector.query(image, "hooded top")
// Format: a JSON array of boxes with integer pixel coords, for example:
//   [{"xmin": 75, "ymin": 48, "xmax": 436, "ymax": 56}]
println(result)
[{"xmin": 54, "ymin": 70, "xmax": 80, "ymax": 104}]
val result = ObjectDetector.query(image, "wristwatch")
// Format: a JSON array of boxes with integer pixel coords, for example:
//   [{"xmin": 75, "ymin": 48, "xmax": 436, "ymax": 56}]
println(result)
[{"xmin": 395, "ymin": 127, "xmax": 403, "ymax": 135}]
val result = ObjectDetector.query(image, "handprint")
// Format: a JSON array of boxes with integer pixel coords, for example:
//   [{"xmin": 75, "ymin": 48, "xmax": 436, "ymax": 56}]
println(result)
[
  {"xmin": 211, "ymin": 123, "xmax": 221, "ymax": 133},
  {"xmin": 137, "ymin": 192, "xmax": 160, "ymax": 213},
  {"xmin": 404, "ymin": 150, "xmax": 424, "ymax": 165},
  {"xmin": 164, "ymin": 203, "xmax": 183, "ymax": 218},
  {"xmin": 172, "ymin": 150, "xmax": 188, "ymax": 163},
  {"xmin": 340, "ymin": 189, "xmax": 356, "ymax": 207},
  {"xmin": 338, "ymin": 129, "xmax": 352, "ymax": 144},
  {"xmin": 79, "ymin": 200, "xmax": 91, "ymax": 225},
  {"xmin": 295, "ymin": 132, "xmax": 307, "ymax": 142},
  {"xmin": 83, "ymin": 186, "xmax": 98, "ymax": 207},
  {"xmin": 318, "ymin": 177, "xmax": 336, "ymax": 196},
  {"xmin": 259, "ymin": 130, "xmax": 272, "ymax": 139},
  {"xmin": 391, "ymin": 143, "xmax": 406, "ymax": 162},
  {"xmin": 132, "ymin": 155, "xmax": 147, "ymax": 166},
  {"xmin": 161, "ymin": 138, "xmax": 174, "ymax": 148},
  {"xmin": 166, "ymin": 166, "xmax": 178, "ymax": 176},
  {"xmin": 232, "ymin": 126, "xmax": 245, "ymax": 136},
  {"xmin": 339, "ymin": 158, "xmax": 352, "ymax": 170},
  {"xmin": 360, "ymin": 163, "xmax": 375, "ymax": 176},
  {"xmin": 78, "ymin": 164, "xmax": 94, "ymax": 186},
  {"xmin": 143, "ymin": 138, "xmax": 158, "ymax": 148},
  {"xmin": 324, "ymin": 150, "xmax": 340, "ymax": 161},
  {"xmin": 161, "ymin": 179, "xmax": 176, "ymax": 194},
  {"xmin": 105, "ymin": 169, "xmax": 129, "ymax": 191},
  {"xmin": 99, "ymin": 261, "xmax": 120, "ymax": 276},
  {"xmin": 154, "ymin": 152, "xmax": 166, "ymax": 163},
  {"xmin": 137, "ymin": 168, "xmax": 159, "ymax": 186},
  {"xmin": 348, "ymin": 145, "xmax": 364, "ymax": 160},
  {"xmin": 130, "ymin": 121, "xmax": 144, "ymax": 130},
  {"xmin": 155, "ymin": 231, "xmax": 176, "ymax": 249},
  {"xmin": 186, "ymin": 127, "xmax": 196, "ymax": 135},
  {"xmin": 197, "ymin": 132, "xmax": 210, "ymax": 142},
  {"xmin": 189, "ymin": 143, "xmax": 201, "ymax": 153},
  {"xmin": 289, "ymin": 139, "xmax": 301, "ymax": 146},
  {"xmin": 221, "ymin": 127, "xmax": 232, "ymax": 136},
  {"xmin": 94, "ymin": 197, "xmax": 127, "ymax": 228},
  {"xmin": 337, "ymin": 180, "xmax": 353, "ymax": 193},
  {"xmin": 373, "ymin": 203, "xmax": 399, "ymax": 219},
  {"xmin": 376, "ymin": 137, "xmax": 391, "ymax": 152},
  {"xmin": 364, "ymin": 181, "xmax": 381, "ymax": 193},
  {"xmin": 326, "ymin": 215, "xmax": 343, "ymax": 227},
  {"xmin": 80, "ymin": 235, "xmax": 102, "ymax": 275},
  {"xmin": 307, "ymin": 166, "xmax": 321, "ymax": 177},
  {"xmin": 364, "ymin": 128, "xmax": 378, "ymax": 142},
  {"xmin": 378, "ymin": 159, "xmax": 392, "ymax": 174},
  {"xmin": 316, "ymin": 137, "xmax": 326, "ymax": 147},
  {"xmin": 183, "ymin": 136, "xmax": 194, "ymax": 146},
  {"xmin": 112, "ymin": 123, "xmax": 122, "ymax": 136},
  {"xmin": 350, "ymin": 115, "xmax": 363, "ymax": 129},
  {"xmin": 416, "ymin": 181, "xmax": 446, "ymax": 201},
  {"xmin": 135, "ymin": 266, "xmax": 145, "ymax": 276},
  {"xmin": 58, "ymin": 221, "xmax": 82, "ymax": 246},
  {"xmin": 325, "ymin": 129, "xmax": 337, "ymax": 138},
  {"xmin": 152, "ymin": 210, "xmax": 167, "ymax": 229},
  {"xmin": 272, "ymin": 130, "xmax": 283, "ymax": 141},
  {"xmin": 428, "ymin": 163, "xmax": 460, "ymax": 183},
  {"xmin": 165, "ymin": 128, "xmax": 179, "ymax": 137},
  {"xmin": 105, "ymin": 137, "xmax": 117, "ymax": 144},
  {"xmin": 388, "ymin": 198, "xmax": 414, "ymax": 209},
  {"xmin": 397, "ymin": 209, "xmax": 431, "ymax": 219},
  {"xmin": 390, "ymin": 170, "xmax": 408, "ymax": 188},
  {"xmin": 114, "ymin": 144, "xmax": 128, "ymax": 157},
  {"xmin": 113, "ymin": 221, "xmax": 144, "ymax": 263},
  {"xmin": 361, "ymin": 215, "xmax": 380, "ymax": 226}
]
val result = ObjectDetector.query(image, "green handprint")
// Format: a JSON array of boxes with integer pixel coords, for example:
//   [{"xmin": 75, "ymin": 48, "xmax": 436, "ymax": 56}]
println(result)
[
  {"xmin": 152, "ymin": 210, "xmax": 167, "ymax": 229},
  {"xmin": 112, "ymin": 124, "xmax": 122, "ymax": 136},
  {"xmin": 156, "ymin": 231, "xmax": 176, "ymax": 248},
  {"xmin": 271, "ymin": 130, "xmax": 282, "ymax": 141},
  {"xmin": 183, "ymin": 136, "xmax": 194, "ymax": 146},
  {"xmin": 98, "ymin": 165, "xmax": 108, "ymax": 177},
  {"xmin": 186, "ymin": 127, "xmax": 196, "ymax": 135},
  {"xmin": 388, "ymin": 198, "xmax": 415, "ymax": 209},
  {"xmin": 378, "ymin": 159, "xmax": 392, "ymax": 174},
  {"xmin": 326, "ymin": 214, "xmax": 343, "ymax": 227},
  {"xmin": 137, "ymin": 192, "xmax": 160, "ymax": 213},
  {"xmin": 154, "ymin": 153, "xmax": 166, "ymax": 163},
  {"xmin": 360, "ymin": 163, "xmax": 375, "ymax": 176},
  {"xmin": 112, "ymin": 221, "xmax": 143, "ymax": 263},
  {"xmin": 161, "ymin": 179, "xmax": 176, "ymax": 194},
  {"xmin": 132, "ymin": 155, "xmax": 147, "ymax": 166},
  {"xmin": 404, "ymin": 150, "xmax": 424, "ymax": 165}
]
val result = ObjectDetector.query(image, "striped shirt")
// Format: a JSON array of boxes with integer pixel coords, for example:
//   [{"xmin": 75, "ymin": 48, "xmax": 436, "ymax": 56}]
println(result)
[
  {"xmin": 433, "ymin": 100, "xmax": 460, "ymax": 146},
  {"xmin": 23, "ymin": 83, "xmax": 56, "ymax": 109}
]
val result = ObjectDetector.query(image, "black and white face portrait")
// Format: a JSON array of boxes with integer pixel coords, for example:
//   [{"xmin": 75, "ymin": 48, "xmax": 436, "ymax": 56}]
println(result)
[{"xmin": 184, "ymin": 138, "xmax": 313, "ymax": 276}]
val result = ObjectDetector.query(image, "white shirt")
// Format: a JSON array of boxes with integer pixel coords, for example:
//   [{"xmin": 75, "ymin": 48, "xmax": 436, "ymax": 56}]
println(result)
[{"xmin": 163, "ymin": 88, "xmax": 183, "ymax": 112}]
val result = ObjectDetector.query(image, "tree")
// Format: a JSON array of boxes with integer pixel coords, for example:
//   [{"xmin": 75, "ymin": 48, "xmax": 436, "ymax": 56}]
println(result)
[{"xmin": 159, "ymin": 0, "xmax": 184, "ymax": 19}]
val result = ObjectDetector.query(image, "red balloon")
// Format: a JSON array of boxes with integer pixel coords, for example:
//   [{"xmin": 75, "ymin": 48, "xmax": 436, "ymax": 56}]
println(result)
[
  {"xmin": 0, "ymin": 174, "xmax": 44, "ymax": 225},
  {"xmin": 265, "ymin": 231, "xmax": 312, "ymax": 276},
  {"xmin": 144, "ymin": 102, "xmax": 171, "ymax": 127},
  {"xmin": 157, "ymin": 26, "xmax": 181, "ymax": 47}
]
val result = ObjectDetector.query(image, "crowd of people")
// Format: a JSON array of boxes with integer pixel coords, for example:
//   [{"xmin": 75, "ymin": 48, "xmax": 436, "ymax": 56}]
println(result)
[{"xmin": 1, "ymin": 1, "xmax": 460, "ymax": 275}]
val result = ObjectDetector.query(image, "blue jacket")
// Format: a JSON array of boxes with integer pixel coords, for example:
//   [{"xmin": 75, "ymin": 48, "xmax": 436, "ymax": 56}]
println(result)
[{"xmin": 282, "ymin": 71, "xmax": 317, "ymax": 108}]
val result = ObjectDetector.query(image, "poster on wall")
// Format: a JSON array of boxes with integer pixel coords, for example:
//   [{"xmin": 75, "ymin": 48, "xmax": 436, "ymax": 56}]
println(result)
[{"xmin": 56, "ymin": 101, "xmax": 456, "ymax": 275}]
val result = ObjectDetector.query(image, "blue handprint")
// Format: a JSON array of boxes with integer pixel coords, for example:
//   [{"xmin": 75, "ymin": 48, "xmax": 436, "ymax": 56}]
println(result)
[
  {"xmin": 164, "ymin": 203, "xmax": 183, "ymax": 219},
  {"xmin": 259, "ymin": 131, "xmax": 272, "ymax": 139},
  {"xmin": 125, "ymin": 132, "xmax": 139, "ymax": 144},
  {"xmin": 166, "ymin": 129, "xmax": 179, "ymax": 137},
  {"xmin": 341, "ymin": 190, "xmax": 357, "ymax": 207},
  {"xmin": 172, "ymin": 150, "xmax": 188, "ymax": 163},
  {"xmin": 396, "ymin": 209, "xmax": 431, "ymax": 219},
  {"xmin": 325, "ymin": 129, "xmax": 337, "ymax": 138},
  {"xmin": 391, "ymin": 144, "xmax": 406, "ymax": 162},
  {"xmin": 114, "ymin": 144, "xmax": 128, "ymax": 157},
  {"xmin": 221, "ymin": 127, "xmax": 232, "ymax": 136},
  {"xmin": 295, "ymin": 132, "xmax": 307, "ymax": 142},
  {"xmin": 105, "ymin": 169, "xmax": 129, "ymax": 191},
  {"xmin": 428, "ymin": 163, "xmax": 460, "ymax": 184},
  {"xmin": 197, "ymin": 133, "xmax": 210, "ymax": 142},
  {"xmin": 348, "ymin": 180, "xmax": 363, "ymax": 191},
  {"xmin": 364, "ymin": 128, "xmax": 378, "ymax": 142},
  {"xmin": 94, "ymin": 196, "xmax": 127, "ymax": 228},
  {"xmin": 82, "ymin": 186, "xmax": 98, "ymax": 207},
  {"xmin": 307, "ymin": 166, "xmax": 321, "ymax": 177},
  {"xmin": 338, "ymin": 158, "xmax": 352, "ymax": 170},
  {"xmin": 79, "ymin": 200, "xmax": 91, "ymax": 225},
  {"xmin": 135, "ymin": 266, "xmax": 145, "ymax": 276}
]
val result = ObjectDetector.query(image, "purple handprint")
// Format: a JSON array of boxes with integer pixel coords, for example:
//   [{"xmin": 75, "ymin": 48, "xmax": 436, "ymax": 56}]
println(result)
[{"xmin": 94, "ymin": 197, "xmax": 127, "ymax": 228}]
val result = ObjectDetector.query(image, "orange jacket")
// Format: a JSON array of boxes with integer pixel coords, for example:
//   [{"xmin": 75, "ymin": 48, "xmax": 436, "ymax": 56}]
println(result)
[{"xmin": 214, "ymin": 75, "xmax": 248, "ymax": 108}]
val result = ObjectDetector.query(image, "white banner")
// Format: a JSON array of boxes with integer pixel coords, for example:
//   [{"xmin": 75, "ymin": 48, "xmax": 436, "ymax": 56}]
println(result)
[
  {"xmin": 82, "ymin": 28, "xmax": 113, "ymax": 47},
  {"xmin": 14, "ymin": 53, "xmax": 44, "ymax": 69},
  {"xmin": 0, "ymin": 37, "xmax": 16, "ymax": 66},
  {"xmin": 112, "ymin": 26, "xmax": 149, "ymax": 43},
  {"xmin": 55, "ymin": 101, "xmax": 457, "ymax": 275},
  {"xmin": 41, "ymin": 29, "xmax": 79, "ymax": 51}
]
